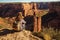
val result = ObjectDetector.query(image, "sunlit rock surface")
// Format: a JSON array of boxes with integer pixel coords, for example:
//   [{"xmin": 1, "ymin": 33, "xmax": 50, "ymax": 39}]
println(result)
[{"xmin": 0, "ymin": 30, "xmax": 42, "ymax": 40}]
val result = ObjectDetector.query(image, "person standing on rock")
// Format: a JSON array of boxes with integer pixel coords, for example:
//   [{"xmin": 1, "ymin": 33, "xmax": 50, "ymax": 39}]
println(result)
[{"xmin": 13, "ymin": 12, "xmax": 26, "ymax": 31}]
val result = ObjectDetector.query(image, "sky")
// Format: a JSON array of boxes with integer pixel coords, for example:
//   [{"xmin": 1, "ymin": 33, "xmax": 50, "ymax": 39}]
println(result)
[{"xmin": 0, "ymin": 0, "xmax": 60, "ymax": 2}]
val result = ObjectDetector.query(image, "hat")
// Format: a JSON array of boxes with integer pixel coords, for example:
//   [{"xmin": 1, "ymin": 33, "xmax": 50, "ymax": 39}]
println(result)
[{"xmin": 18, "ymin": 12, "xmax": 24, "ymax": 19}]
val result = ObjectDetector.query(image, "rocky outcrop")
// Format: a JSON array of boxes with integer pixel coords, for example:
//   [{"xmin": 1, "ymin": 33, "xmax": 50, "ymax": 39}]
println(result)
[{"xmin": 0, "ymin": 30, "xmax": 41, "ymax": 40}]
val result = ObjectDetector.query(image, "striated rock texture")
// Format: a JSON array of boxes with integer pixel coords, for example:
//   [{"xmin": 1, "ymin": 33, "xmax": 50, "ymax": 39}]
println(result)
[
  {"xmin": 0, "ymin": 30, "xmax": 41, "ymax": 40},
  {"xmin": 0, "ymin": 2, "xmax": 48, "ymax": 17}
]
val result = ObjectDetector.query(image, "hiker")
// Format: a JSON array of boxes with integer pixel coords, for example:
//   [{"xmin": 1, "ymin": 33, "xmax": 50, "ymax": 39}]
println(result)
[{"xmin": 13, "ymin": 12, "xmax": 26, "ymax": 31}]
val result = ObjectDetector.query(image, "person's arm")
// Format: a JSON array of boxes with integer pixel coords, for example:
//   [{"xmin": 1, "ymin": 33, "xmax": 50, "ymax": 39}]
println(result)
[{"xmin": 22, "ymin": 19, "xmax": 26, "ymax": 24}]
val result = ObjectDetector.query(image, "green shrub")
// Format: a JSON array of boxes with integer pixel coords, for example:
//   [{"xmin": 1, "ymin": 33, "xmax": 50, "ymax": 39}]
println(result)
[
  {"xmin": 33, "ymin": 27, "xmax": 60, "ymax": 40},
  {"xmin": 0, "ymin": 25, "xmax": 3, "ymax": 28}
]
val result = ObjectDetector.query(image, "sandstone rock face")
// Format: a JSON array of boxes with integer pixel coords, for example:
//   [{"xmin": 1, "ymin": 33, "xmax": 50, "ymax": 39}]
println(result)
[
  {"xmin": 22, "ymin": 3, "xmax": 38, "ymax": 16},
  {"xmin": 0, "ymin": 17, "xmax": 12, "ymax": 30},
  {"xmin": 0, "ymin": 30, "xmax": 41, "ymax": 40},
  {"xmin": 22, "ymin": 3, "xmax": 33, "ymax": 16},
  {"xmin": 0, "ymin": 3, "xmax": 49, "ymax": 32},
  {"xmin": 0, "ymin": 3, "xmax": 49, "ymax": 17}
]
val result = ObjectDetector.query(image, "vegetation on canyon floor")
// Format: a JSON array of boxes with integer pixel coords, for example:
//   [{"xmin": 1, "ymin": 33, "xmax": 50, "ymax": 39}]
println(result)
[{"xmin": 33, "ymin": 27, "xmax": 60, "ymax": 40}]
